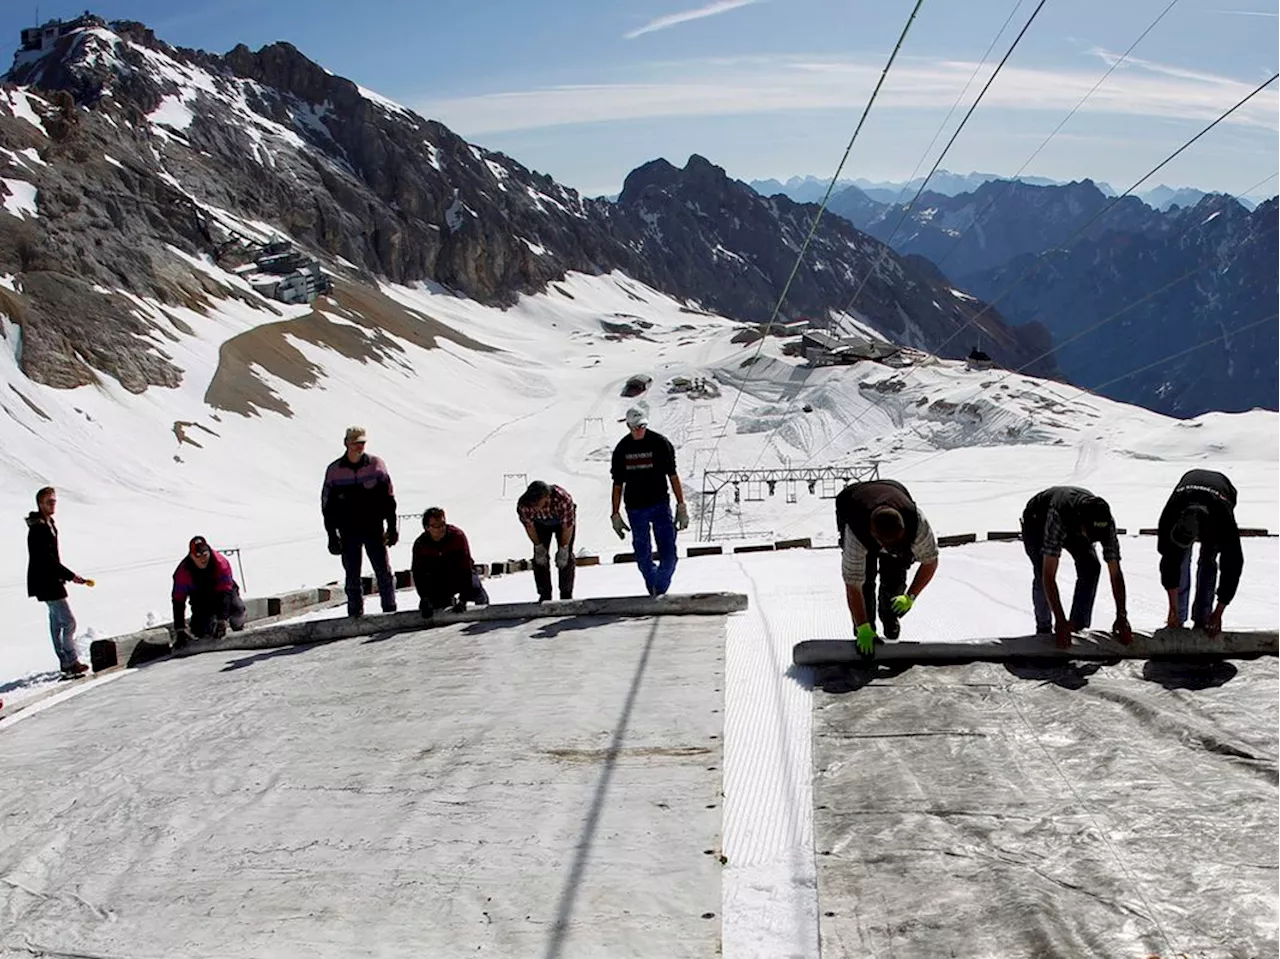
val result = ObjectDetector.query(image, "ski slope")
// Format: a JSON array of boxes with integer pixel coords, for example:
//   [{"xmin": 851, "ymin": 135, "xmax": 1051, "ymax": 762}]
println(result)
[
  {"xmin": 2, "ymin": 266, "xmax": 1275, "ymax": 683},
  {"xmin": 0, "ymin": 265, "xmax": 1277, "ymax": 957}
]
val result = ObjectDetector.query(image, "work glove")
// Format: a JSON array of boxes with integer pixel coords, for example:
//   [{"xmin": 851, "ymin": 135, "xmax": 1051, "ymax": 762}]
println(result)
[
  {"xmin": 173, "ymin": 627, "xmax": 193, "ymax": 649},
  {"xmin": 1053, "ymin": 618, "xmax": 1073, "ymax": 648},
  {"xmin": 385, "ymin": 527, "xmax": 399, "ymax": 548},
  {"xmin": 855, "ymin": 623, "xmax": 878, "ymax": 656},
  {"xmin": 1112, "ymin": 614, "xmax": 1133, "ymax": 645},
  {"xmin": 890, "ymin": 593, "xmax": 914, "ymax": 617},
  {"xmin": 327, "ymin": 531, "xmax": 342, "ymax": 556},
  {"xmin": 533, "ymin": 543, "xmax": 550, "ymax": 567},
  {"xmin": 211, "ymin": 618, "xmax": 229, "ymax": 640},
  {"xmin": 555, "ymin": 545, "xmax": 571, "ymax": 569},
  {"xmin": 450, "ymin": 600, "xmax": 468, "ymax": 614},
  {"xmin": 674, "ymin": 503, "xmax": 690, "ymax": 531},
  {"xmin": 611, "ymin": 513, "xmax": 630, "ymax": 539}
]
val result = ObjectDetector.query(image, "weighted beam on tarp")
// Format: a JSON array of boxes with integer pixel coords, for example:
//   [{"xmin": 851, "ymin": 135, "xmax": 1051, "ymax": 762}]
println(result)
[
  {"xmin": 793, "ymin": 629, "xmax": 1278, "ymax": 665},
  {"xmin": 178, "ymin": 592, "xmax": 749, "ymax": 655}
]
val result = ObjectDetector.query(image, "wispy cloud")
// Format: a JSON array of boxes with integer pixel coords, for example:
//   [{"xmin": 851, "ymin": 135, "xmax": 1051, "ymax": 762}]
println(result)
[
  {"xmin": 624, "ymin": 0, "xmax": 760, "ymax": 40},
  {"xmin": 414, "ymin": 53, "xmax": 1279, "ymax": 136},
  {"xmin": 1209, "ymin": 8, "xmax": 1280, "ymax": 15}
]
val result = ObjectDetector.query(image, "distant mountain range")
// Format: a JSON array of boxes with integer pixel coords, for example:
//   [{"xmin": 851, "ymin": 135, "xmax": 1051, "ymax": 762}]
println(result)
[
  {"xmin": 748, "ymin": 171, "xmax": 1259, "ymax": 213},
  {"xmin": 807, "ymin": 176, "xmax": 1277, "ymax": 416}
]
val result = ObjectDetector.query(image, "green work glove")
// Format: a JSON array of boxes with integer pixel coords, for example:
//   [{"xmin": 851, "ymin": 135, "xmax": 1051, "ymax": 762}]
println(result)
[
  {"xmin": 855, "ymin": 622, "xmax": 877, "ymax": 656},
  {"xmin": 890, "ymin": 593, "xmax": 914, "ymax": 616}
]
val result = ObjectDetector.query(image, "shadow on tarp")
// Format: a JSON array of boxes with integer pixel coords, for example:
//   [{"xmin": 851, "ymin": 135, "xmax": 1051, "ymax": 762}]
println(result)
[
  {"xmin": 531, "ymin": 614, "xmax": 626, "ymax": 640},
  {"xmin": 219, "ymin": 638, "xmax": 347, "ymax": 672},
  {"xmin": 1002, "ymin": 658, "xmax": 1112, "ymax": 690},
  {"xmin": 797, "ymin": 653, "xmax": 1252, "ymax": 696},
  {"xmin": 799, "ymin": 661, "xmax": 917, "ymax": 695},
  {"xmin": 1141, "ymin": 658, "xmax": 1239, "ymax": 690}
]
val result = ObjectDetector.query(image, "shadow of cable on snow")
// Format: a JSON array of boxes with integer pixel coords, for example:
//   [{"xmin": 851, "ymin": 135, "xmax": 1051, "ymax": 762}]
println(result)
[{"xmin": 541, "ymin": 617, "xmax": 661, "ymax": 959}]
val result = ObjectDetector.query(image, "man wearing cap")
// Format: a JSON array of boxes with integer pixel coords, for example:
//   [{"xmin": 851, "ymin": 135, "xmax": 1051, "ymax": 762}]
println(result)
[
  {"xmin": 172, "ymin": 536, "xmax": 247, "ymax": 646},
  {"xmin": 1021, "ymin": 486, "xmax": 1132, "ymax": 647},
  {"xmin": 1156, "ymin": 469, "xmax": 1243, "ymax": 636},
  {"xmin": 321, "ymin": 426, "xmax": 399, "ymax": 617},
  {"xmin": 609, "ymin": 403, "xmax": 689, "ymax": 597}
]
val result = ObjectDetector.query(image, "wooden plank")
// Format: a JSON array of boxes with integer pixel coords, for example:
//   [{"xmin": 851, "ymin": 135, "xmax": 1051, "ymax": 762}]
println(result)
[
  {"xmin": 179, "ymin": 592, "xmax": 751, "ymax": 656},
  {"xmin": 793, "ymin": 629, "xmax": 1278, "ymax": 665}
]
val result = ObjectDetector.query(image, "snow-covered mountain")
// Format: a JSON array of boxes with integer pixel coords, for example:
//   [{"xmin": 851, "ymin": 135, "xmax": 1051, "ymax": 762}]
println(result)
[
  {"xmin": 0, "ymin": 15, "xmax": 1051, "ymax": 397},
  {"xmin": 1, "ymin": 17, "xmax": 1276, "ymax": 683}
]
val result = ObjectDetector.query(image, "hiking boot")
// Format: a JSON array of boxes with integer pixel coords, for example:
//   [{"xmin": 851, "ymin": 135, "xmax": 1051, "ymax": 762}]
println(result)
[{"xmin": 882, "ymin": 620, "xmax": 900, "ymax": 640}]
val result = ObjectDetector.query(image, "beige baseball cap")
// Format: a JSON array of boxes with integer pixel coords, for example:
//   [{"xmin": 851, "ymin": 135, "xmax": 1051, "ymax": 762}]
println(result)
[{"xmin": 344, "ymin": 426, "xmax": 367, "ymax": 444}]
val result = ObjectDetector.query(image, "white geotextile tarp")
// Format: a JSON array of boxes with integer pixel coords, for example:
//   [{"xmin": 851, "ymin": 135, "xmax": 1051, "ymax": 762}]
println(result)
[
  {"xmin": 0, "ymin": 616, "xmax": 725, "ymax": 959},
  {"xmin": 811, "ymin": 656, "xmax": 1279, "ymax": 958}
]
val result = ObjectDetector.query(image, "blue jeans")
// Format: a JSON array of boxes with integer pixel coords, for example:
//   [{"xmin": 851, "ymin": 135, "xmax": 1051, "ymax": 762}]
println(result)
[
  {"xmin": 1177, "ymin": 546, "xmax": 1218, "ymax": 626},
  {"xmin": 1027, "ymin": 540, "xmax": 1100, "ymax": 633},
  {"xmin": 341, "ymin": 531, "xmax": 396, "ymax": 616},
  {"xmin": 46, "ymin": 598, "xmax": 78, "ymax": 668},
  {"xmin": 627, "ymin": 502, "xmax": 678, "ymax": 596}
]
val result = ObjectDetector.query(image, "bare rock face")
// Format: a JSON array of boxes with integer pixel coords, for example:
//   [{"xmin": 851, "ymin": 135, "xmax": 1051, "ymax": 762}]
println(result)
[{"xmin": 2, "ymin": 19, "xmax": 1055, "ymax": 400}]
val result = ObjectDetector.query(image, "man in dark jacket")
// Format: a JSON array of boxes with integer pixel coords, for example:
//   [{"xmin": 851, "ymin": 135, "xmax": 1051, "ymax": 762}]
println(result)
[
  {"xmin": 1021, "ymin": 486, "xmax": 1132, "ymax": 647},
  {"xmin": 1156, "ymin": 469, "xmax": 1243, "ymax": 636},
  {"xmin": 321, "ymin": 426, "xmax": 399, "ymax": 617},
  {"xmin": 26, "ymin": 486, "xmax": 91, "ymax": 676},
  {"xmin": 172, "ymin": 536, "xmax": 248, "ymax": 647},
  {"xmin": 609, "ymin": 404, "xmax": 689, "ymax": 597},
  {"xmin": 516, "ymin": 480, "xmax": 577, "ymax": 601},
  {"xmin": 835, "ymin": 480, "xmax": 940, "ymax": 654},
  {"xmin": 412, "ymin": 508, "xmax": 489, "ymax": 615}
]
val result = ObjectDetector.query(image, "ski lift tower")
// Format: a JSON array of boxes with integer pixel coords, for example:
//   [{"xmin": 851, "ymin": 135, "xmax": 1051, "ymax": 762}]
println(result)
[{"xmin": 696, "ymin": 463, "xmax": 881, "ymax": 542}]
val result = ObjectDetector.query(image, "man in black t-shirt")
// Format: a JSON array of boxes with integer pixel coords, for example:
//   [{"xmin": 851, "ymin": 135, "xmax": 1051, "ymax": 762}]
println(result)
[{"xmin": 609, "ymin": 404, "xmax": 689, "ymax": 597}]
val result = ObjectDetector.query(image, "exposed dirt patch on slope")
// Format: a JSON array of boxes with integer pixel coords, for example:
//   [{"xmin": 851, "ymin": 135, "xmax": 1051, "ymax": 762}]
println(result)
[{"xmin": 204, "ymin": 279, "xmax": 499, "ymax": 417}]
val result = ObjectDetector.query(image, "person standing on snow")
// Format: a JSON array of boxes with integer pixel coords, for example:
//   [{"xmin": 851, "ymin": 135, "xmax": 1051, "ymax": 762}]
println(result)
[
  {"xmin": 412, "ymin": 507, "xmax": 489, "ymax": 615},
  {"xmin": 835, "ymin": 479, "xmax": 940, "ymax": 655},
  {"xmin": 171, "ymin": 535, "xmax": 248, "ymax": 648},
  {"xmin": 1156, "ymin": 469, "xmax": 1243, "ymax": 636},
  {"xmin": 321, "ymin": 426, "xmax": 399, "ymax": 618},
  {"xmin": 26, "ymin": 486, "xmax": 92, "ymax": 677},
  {"xmin": 609, "ymin": 404, "xmax": 689, "ymax": 597},
  {"xmin": 516, "ymin": 480, "xmax": 577, "ymax": 602},
  {"xmin": 1021, "ymin": 486, "xmax": 1132, "ymax": 647}
]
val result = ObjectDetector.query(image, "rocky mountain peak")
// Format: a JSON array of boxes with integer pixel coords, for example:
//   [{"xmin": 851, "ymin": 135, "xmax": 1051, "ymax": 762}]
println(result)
[{"xmin": 2, "ymin": 17, "xmax": 1054, "ymax": 404}]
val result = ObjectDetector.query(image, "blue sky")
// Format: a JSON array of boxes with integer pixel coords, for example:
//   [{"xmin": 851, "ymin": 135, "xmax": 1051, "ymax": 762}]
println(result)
[{"xmin": 2, "ymin": 0, "xmax": 1277, "ymax": 198}]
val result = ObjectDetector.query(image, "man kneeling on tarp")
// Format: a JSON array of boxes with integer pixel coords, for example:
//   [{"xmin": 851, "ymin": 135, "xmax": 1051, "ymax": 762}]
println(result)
[
  {"xmin": 836, "ymin": 479, "xmax": 940, "ymax": 655},
  {"xmin": 412, "ymin": 508, "xmax": 490, "ymax": 616},
  {"xmin": 172, "ymin": 536, "xmax": 247, "ymax": 647}
]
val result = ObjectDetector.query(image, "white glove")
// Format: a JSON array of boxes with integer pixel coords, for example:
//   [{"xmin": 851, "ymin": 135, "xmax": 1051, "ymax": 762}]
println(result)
[
  {"xmin": 555, "ymin": 546, "xmax": 571, "ymax": 569},
  {"xmin": 532, "ymin": 543, "xmax": 550, "ymax": 567},
  {"xmin": 674, "ymin": 502, "xmax": 690, "ymax": 531}
]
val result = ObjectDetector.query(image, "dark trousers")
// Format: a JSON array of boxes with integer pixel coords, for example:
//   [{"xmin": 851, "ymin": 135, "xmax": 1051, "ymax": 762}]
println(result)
[
  {"xmin": 531, "ymin": 522, "xmax": 575, "ymax": 601},
  {"xmin": 862, "ymin": 552, "xmax": 910, "ymax": 636},
  {"xmin": 191, "ymin": 587, "xmax": 248, "ymax": 638},
  {"xmin": 1024, "ymin": 536, "xmax": 1100, "ymax": 633},
  {"xmin": 627, "ymin": 501, "xmax": 678, "ymax": 596},
  {"xmin": 1178, "ymin": 545, "xmax": 1218, "ymax": 627},
  {"xmin": 342, "ymin": 530, "xmax": 396, "ymax": 616},
  {"xmin": 419, "ymin": 570, "xmax": 490, "ymax": 611}
]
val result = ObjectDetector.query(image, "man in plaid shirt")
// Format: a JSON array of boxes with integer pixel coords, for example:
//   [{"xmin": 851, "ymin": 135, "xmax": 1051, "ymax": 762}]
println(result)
[
  {"xmin": 516, "ymin": 481, "xmax": 577, "ymax": 601},
  {"xmin": 1021, "ymin": 486, "xmax": 1132, "ymax": 647}
]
